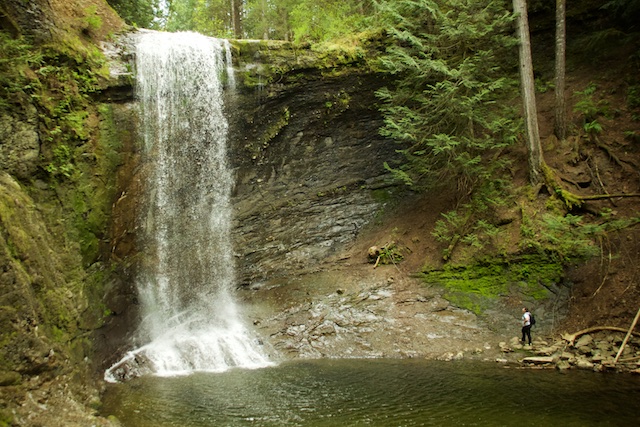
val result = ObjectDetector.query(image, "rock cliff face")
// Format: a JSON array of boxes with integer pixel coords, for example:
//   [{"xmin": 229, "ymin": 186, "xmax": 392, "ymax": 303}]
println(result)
[
  {"xmin": 0, "ymin": 1, "xmax": 127, "ymax": 424},
  {"xmin": 226, "ymin": 48, "xmax": 400, "ymax": 284}
]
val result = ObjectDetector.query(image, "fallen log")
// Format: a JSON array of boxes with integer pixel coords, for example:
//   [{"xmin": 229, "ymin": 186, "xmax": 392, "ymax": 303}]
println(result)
[
  {"xmin": 616, "ymin": 355, "xmax": 640, "ymax": 363},
  {"xmin": 522, "ymin": 356, "xmax": 556, "ymax": 365},
  {"xmin": 561, "ymin": 326, "xmax": 640, "ymax": 346}
]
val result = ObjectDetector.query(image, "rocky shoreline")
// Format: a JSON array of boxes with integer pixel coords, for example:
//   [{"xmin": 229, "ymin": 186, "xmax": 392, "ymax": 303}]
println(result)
[{"xmin": 498, "ymin": 331, "xmax": 640, "ymax": 373}]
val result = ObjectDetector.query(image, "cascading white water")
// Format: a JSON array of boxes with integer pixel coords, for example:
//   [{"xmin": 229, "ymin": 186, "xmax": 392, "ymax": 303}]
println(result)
[{"xmin": 105, "ymin": 30, "xmax": 271, "ymax": 382}]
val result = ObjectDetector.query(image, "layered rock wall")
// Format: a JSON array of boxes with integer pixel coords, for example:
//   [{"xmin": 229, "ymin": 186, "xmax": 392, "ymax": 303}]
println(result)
[{"xmin": 226, "ymin": 52, "xmax": 399, "ymax": 284}]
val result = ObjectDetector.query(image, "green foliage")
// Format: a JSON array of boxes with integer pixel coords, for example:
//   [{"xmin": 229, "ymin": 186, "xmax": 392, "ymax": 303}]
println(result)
[
  {"xmin": 573, "ymin": 83, "xmax": 609, "ymax": 123},
  {"xmin": 0, "ymin": 409, "xmax": 13, "ymax": 427},
  {"xmin": 601, "ymin": 0, "xmax": 640, "ymax": 28},
  {"xmin": 536, "ymin": 214, "xmax": 599, "ymax": 260},
  {"xmin": 375, "ymin": 0, "xmax": 519, "ymax": 190},
  {"xmin": 378, "ymin": 242, "xmax": 404, "ymax": 264},
  {"xmin": 431, "ymin": 178, "xmax": 512, "ymax": 260},
  {"xmin": 258, "ymin": 107, "xmax": 290, "ymax": 150},
  {"xmin": 520, "ymin": 212, "xmax": 639, "ymax": 262},
  {"xmin": 627, "ymin": 84, "xmax": 640, "ymax": 109},
  {"xmin": 244, "ymin": 0, "xmax": 294, "ymax": 40},
  {"xmin": 583, "ymin": 120, "xmax": 603, "ymax": 135},
  {"xmin": 535, "ymin": 77, "xmax": 553, "ymax": 94},
  {"xmin": 0, "ymin": 33, "xmax": 43, "ymax": 111},
  {"xmin": 244, "ymin": 0, "xmax": 372, "ymax": 42},
  {"xmin": 164, "ymin": 0, "xmax": 235, "ymax": 37},
  {"xmin": 369, "ymin": 242, "xmax": 404, "ymax": 265},
  {"xmin": 83, "ymin": 6, "xmax": 103, "ymax": 31},
  {"xmin": 164, "ymin": 0, "xmax": 373, "ymax": 41},
  {"xmin": 106, "ymin": 0, "xmax": 160, "ymax": 28},
  {"xmin": 0, "ymin": 27, "xmax": 119, "ymax": 267},
  {"xmin": 624, "ymin": 130, "xmax": 640, "ymax": 143},
  {"xmin": 45, "ymin": 144, "xmax": 75, "ymax": 178},
  {"xmin": 288, "ymin": 0, "xmax": 370, "ymax": 42}
]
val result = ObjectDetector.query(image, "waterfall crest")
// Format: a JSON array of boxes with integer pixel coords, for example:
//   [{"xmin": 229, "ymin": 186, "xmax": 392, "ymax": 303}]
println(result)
[{"xmin": 105, "ymin": 31, "xmax": 271, "ymax": 382}]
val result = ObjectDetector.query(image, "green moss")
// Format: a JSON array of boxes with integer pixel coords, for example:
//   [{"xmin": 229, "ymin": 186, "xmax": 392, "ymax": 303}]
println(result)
[
  {"xmin": 50, "ymin": 325, "xmax": 67, "ymax": 343},
  {"xmin": 246, "ymin": 107, "xmax": 290, "ymax": 157},
  {"xmin": 0, "ymin": 409, "xmax": 13, "ymax": 427},
  {"xmin": 231, "ymin": 36, "xmax": 379, "ymax": 91},
  {"xmin": 323, "ymin": 90, "xmax": 351, "ymax": 118},
  {"xmin": 82, "ymin": 6, "xmax": 103, "ymax": 32},
  {"xmin": 422, "ymin": 255, "xmax": 562, "ymax": 314},
  {"xmin": 1, "ymin": 26, "xmax": 123, "ymax": 370},
  {"xmin": 371, "ymin": 189, "xmax": 392, "ymax": 202}
]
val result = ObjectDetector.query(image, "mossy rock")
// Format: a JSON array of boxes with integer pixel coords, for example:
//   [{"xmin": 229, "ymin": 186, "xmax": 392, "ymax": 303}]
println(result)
[{"xmin": 422, "ymin": 254, "xmax": 563, "ymax": 314}]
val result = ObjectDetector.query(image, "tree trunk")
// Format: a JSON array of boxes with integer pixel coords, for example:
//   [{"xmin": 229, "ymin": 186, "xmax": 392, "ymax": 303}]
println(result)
[
  {"xmin": 554, "ymin": 0, "xmax": 567, "ymax": 140},
  {"xmin": 513, "ymin": 0, "xmax": 544, "ymax": 185},
  {"xmin": 231, "ymin": 0, "xmax": 243, "ymax": 38}
]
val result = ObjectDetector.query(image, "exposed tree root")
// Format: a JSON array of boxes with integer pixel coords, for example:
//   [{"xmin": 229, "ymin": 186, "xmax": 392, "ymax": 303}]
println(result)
[
  {"xmin": 541, "ymin": 162, "xmax": 640, "ymax": 209},
  {"xmin": 561, "ymin": 326, "xmax": 640, "ymax": 346},
  {"xmin": 591, "ymin": 135, "xmax": 640, "ymax": 170}
]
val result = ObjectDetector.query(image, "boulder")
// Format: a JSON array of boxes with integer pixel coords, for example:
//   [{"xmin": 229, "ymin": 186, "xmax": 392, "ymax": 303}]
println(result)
[
  {"xmin": 575, "ymin": 334, "xmax": 593, "ymax": 348},
  {"xmin": 575, "ymin": 357, "xmax": 595, "ymax": 370}
]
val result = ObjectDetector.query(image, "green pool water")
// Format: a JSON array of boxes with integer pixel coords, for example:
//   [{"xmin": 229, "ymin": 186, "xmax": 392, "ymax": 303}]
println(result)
[{"xmin": 102, "ymin": 358, "xmax": 640, "ymax": 426}]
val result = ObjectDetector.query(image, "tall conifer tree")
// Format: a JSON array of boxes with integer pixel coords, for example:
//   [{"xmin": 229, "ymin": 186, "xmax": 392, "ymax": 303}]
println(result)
[
  {"xmin": 512, "ymin": 0, "xmax": 543, "ymax": 184},
  {"xmin": 375, "ymin": 0, "xmax": 518, "ymax": 190}
]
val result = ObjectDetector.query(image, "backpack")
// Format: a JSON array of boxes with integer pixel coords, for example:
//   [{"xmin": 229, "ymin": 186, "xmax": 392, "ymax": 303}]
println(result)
[{"xmin": 529, "ymin": 312, "xmax": 536, "ymax": 326}]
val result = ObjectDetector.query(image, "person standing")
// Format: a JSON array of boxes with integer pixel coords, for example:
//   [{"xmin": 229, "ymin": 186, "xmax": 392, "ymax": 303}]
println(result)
[{"xmin": 521, "ymin": 307, "xmax": 532, "ymax": 346}]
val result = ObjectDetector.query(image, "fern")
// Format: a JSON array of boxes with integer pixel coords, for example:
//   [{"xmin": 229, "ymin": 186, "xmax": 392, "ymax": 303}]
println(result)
[{"xmin": 375, "ymin": 0, "xmax": 518, "ymax": 190}]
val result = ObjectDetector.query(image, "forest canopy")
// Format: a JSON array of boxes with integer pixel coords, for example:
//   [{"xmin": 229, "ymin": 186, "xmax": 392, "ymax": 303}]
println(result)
[{"xmin": 106, "ymin": 0, "xmax": 374, "ymax": 41}]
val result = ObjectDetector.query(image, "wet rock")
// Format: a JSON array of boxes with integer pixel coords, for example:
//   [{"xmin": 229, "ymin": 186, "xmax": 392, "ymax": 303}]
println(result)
[
  {"xmin": 577, "ymin": 345, "xmax": 592, "ymax": 355},
  {"xmin": 313, "ymin": 321, "xmax": 336, "ymax": 336},
  {"xmin": 575, "ymin": 357, "xmax": 595, "ymax": 370},
  {"xmin": 535, "ymin": 346, "xmax": 558, "ymax": 356},
  {"xmin": 499, "ymin": 342, "xmax": 512, "ymax": 352},
  {"xmin": 560, "ymin": 351, "xmax": 574, "ymax": 360},
  {"xmin": 0, "ymin": 114, "xmax": 39, "ymax": 180},
  {"xmin": 575, "ymin": 334, "xmax": 593, "ymax": 348}
]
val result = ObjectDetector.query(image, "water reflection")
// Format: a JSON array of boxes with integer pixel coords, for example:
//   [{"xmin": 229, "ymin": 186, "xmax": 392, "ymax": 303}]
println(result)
[{"xmin": 102, "ymin": 359, "xmax": 640, "ymax": 426}]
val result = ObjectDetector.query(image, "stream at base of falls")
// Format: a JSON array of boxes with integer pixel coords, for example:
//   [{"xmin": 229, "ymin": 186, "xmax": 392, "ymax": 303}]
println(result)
[{"xmin": 102, "ymin": 358, "xmax": 640, "ymax": 426}]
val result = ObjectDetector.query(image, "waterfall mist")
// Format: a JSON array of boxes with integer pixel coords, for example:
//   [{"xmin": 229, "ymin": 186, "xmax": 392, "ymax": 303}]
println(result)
[{"xmin": 105, "ymin": 30, "xmax": 271, "ymax": 382}]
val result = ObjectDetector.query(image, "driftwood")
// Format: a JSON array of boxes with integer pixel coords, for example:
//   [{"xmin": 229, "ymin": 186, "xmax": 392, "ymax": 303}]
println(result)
[
  {"xmin": 562, "ymin": 326, "xmax": 640, "ymax": 346},
  {"xmin": 614, "ymin": 307, "xmax": 640, "ymax": 364},
  {"xmin": 616, "ymin": 355, "xmax": 640, "ymax": 363}
]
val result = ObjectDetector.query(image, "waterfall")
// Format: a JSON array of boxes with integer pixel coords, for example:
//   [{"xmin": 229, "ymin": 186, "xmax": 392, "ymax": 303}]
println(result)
[{"xmin": 105, "ymin": 30, "xmax": 271, "ymax": 382}]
